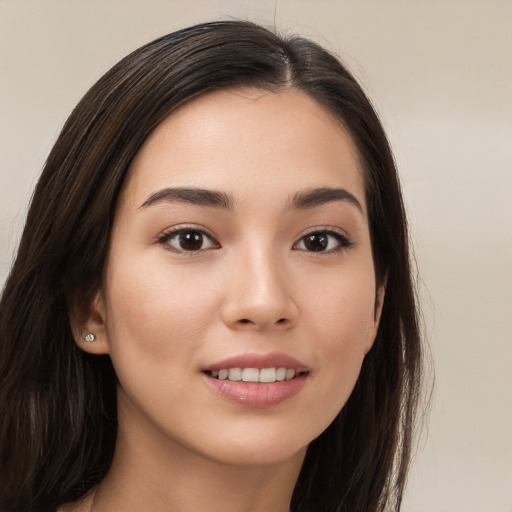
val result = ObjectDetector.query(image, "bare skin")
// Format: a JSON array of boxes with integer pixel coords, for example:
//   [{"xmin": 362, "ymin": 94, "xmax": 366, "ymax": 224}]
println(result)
[{"xmin": 64, "ymin": 88, "xmax": 383, "ymax": 512}]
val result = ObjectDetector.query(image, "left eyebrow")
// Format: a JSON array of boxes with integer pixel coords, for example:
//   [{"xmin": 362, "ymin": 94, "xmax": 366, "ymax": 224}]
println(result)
[{"xmin": 288, "ymin": 187, "xmax": 364, "ymax": 214}]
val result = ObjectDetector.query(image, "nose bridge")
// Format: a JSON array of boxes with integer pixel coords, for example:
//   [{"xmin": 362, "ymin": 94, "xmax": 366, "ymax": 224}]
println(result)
[{"xmin": 221, "ymin": 236, "xmax": 298, "ymax": 329}]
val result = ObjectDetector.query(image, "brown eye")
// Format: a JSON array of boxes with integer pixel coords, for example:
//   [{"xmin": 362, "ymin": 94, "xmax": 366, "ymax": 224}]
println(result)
[
  {"xmin": 179, "ymin": 232, "xmax": 204, "ymax": 250},
  {"xmin": 303, "ymin": 233, "xmax": 329, "ymax": 252},
  {"xmin": 161, "ymin": 229, "xmax": 218, "ymax": 252},
  {"xmin": 295, "ymin": 231, "xmax": 352, "ymax": 253}
]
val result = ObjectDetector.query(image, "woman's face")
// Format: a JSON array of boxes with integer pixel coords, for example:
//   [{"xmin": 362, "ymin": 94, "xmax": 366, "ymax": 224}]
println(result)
[{"xmin": 87, "ymin": 88, "xmax": 383, "ymax": 467}]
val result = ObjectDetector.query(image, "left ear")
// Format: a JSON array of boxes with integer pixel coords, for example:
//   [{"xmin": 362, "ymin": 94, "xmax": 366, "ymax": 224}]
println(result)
[{"xmin": 364, "ymin": 282, "xmax": 386, "ymax": 355}]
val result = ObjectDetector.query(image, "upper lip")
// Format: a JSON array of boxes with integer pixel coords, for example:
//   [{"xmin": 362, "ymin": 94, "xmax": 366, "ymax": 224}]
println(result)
[{"xmin": 202, "ymin": 351, "xmax": 309, "ymax": 372}]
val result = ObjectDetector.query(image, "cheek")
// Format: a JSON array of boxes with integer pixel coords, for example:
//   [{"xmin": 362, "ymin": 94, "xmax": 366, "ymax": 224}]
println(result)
[
  {"xmin": 302, "ymin": 266, "xmax": 377, "ymax": 416},
  {"xmin": 307, "ymin": 264, "xmax": 377, "ymax": 349},
  {"xmin": 101, "ymin": 260, "xmax": 224, "ymax": 431},
  {"xmin": 104, "ymin": 257, "xmax": 221, "ymax": 363}
]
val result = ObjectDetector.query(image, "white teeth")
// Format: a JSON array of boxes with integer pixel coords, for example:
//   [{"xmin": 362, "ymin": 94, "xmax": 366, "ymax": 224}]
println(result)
[
  {"xmin": 241, "ymin": 368, "xmax": 260, "ymax": 382},
  {"xmin": 259, "ymin": 368, "xmax": 276, "ymax": 383},
  {"xmin": 228, "ymin": 368, "xmax": 242, "ymax": 381},
  {"xmin": 276, "ymin": 367, "xmax": 286, "ymax": 381},
  {"xmin": 209, "ymin": 367, "xmax": 301, "ymax": 383}
]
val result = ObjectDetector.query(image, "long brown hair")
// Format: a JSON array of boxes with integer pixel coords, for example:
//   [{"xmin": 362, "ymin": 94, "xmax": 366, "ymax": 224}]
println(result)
[{"xmin": 0, "ymin": 20, "xmax": 423, "ymax": 512}]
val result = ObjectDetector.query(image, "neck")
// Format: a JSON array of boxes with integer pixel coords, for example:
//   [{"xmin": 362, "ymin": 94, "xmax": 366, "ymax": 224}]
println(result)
[{"xmin": 93, "ymin": 404, "xmax": 306, "ymax": 512}]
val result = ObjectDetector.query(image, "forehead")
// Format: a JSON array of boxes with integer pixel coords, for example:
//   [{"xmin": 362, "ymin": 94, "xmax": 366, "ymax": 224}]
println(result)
[{"xmin": 121, "ymin": 88, "xmax": 366, "ymax": 209}]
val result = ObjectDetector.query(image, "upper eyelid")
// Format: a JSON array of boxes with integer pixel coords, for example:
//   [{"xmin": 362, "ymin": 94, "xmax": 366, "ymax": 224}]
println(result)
[
  {"xmin": 158, "ymin": 224, "xmax": 217, "ymax": 238},
  {"xmin": 295, "ymin": 225, "xmax": 350, "ymax": 239}
]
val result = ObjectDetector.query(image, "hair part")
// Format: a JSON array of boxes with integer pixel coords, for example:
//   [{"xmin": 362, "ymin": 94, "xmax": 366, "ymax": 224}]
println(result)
[{"xmin": 0, "ymin": 20, "xmax": 423, "ymax": 512}]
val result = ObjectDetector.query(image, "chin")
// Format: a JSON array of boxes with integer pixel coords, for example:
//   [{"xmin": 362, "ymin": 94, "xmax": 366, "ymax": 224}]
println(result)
[
  {"xmin": 205, "ymin": 441, "xmax": 308, "ymax": 468},
  {"xmin": 183, "ymin": 420, "xmax": 317, "ymax": 468}
]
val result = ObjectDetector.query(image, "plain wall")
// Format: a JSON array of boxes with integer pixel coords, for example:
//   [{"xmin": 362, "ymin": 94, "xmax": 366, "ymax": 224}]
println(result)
[{"xmin": 1, "ymin": 1, "xmax": 511, "ymax": 511}]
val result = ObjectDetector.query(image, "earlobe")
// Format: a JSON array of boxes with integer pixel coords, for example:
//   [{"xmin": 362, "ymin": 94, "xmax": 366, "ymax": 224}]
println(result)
[
  {"xmin": 71, "ymin": 291, "xmax": 110, "ymax": 355},
  {"xmin": 364, "ymin": 283, "xmax": 386, "ymax": 355},
  {"xmin": 374, "ymin": 282, "xmax": 386, "ymax": 324}
]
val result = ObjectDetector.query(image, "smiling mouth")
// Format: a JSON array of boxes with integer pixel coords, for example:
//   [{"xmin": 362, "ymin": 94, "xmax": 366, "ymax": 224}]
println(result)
[{"xmin": 205, "ymin": 367, "xmax": 307, "ymax": 383}]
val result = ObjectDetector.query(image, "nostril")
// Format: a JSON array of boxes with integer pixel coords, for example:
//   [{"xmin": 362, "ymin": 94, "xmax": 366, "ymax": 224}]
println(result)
[{"xmin": 233, "ymin": 317, "xmax": 291, "ymax": 328}]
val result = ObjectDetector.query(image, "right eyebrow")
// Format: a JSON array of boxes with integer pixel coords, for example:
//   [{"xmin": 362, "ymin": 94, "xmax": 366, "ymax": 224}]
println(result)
[{"xmin": 139, "ymin": 187, "xmax": 235, "ymax": 210}]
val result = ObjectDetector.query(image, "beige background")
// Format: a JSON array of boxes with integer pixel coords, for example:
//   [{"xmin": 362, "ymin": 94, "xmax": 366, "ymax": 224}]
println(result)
[{"xmin": 1, "ymin": 1, "xmax": 511, "ymax": 511}]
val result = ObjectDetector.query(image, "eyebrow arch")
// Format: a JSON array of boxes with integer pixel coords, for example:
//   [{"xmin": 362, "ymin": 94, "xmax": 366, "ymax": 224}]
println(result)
[
  {"xmin": 289, "ymin": 187, "xmax": 364, "ymax": 214},
  {"xmin": 140, "ymin": 187, "xmax": 235, "ymax": 210}
]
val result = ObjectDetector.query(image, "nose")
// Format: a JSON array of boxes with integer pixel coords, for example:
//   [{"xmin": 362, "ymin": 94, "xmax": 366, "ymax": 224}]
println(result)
[{"xmin": 220, "ymin": 246, "xmax": 299, "ymax": 331}]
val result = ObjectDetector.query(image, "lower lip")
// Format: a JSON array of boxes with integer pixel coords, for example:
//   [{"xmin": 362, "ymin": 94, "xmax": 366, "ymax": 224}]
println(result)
[{"xmin": 203, "ymin": 373, "xmax": 308, "ymax": 408}]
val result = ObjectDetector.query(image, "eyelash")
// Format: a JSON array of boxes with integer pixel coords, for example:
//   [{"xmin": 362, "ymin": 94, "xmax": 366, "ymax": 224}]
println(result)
[
  {"xmin": 156, "ymin": 226, "xmax": 353, "ymax": 254},
  {"xmin": 293, "ymin": 228, "xmax": 354, "ymax": 254},
  {"xmin": 156, "ymin": 225, "xmax": 220, "ymax": 254}
]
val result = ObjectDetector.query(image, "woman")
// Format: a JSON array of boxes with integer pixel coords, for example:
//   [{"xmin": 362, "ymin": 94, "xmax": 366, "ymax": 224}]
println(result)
[{"xmin": 0, "ymin": 20, "xmax": 423, "ymax": 512}]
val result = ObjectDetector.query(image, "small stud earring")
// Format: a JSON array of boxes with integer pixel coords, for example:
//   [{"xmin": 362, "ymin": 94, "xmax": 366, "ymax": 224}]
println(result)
[{"xmin": 84, "ymin": 333, "xmax": 96, "ymax": 342}]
